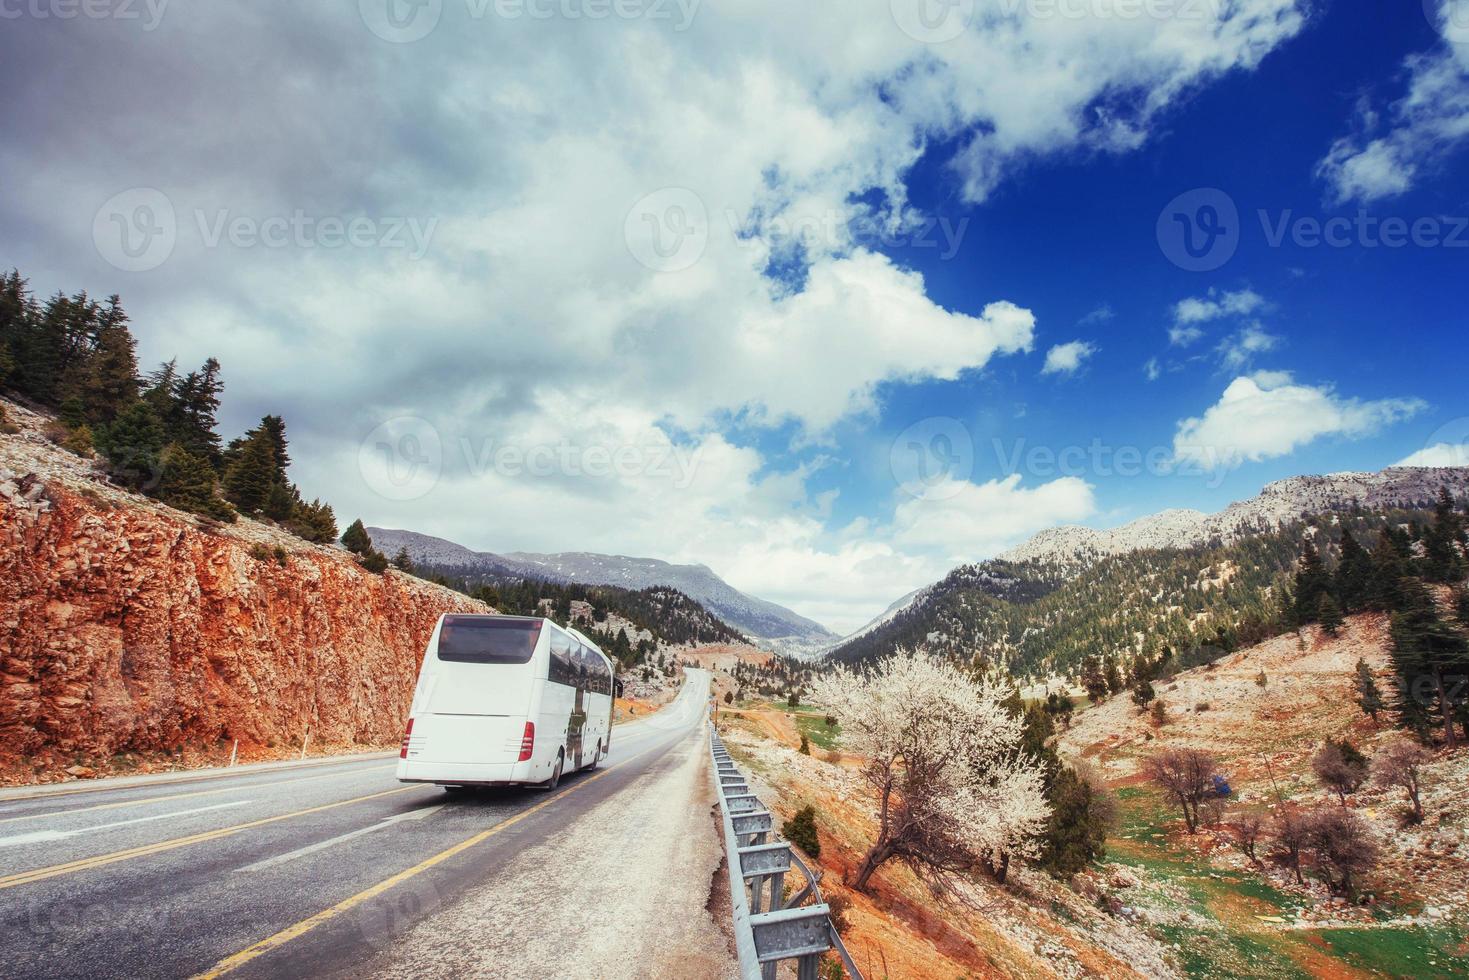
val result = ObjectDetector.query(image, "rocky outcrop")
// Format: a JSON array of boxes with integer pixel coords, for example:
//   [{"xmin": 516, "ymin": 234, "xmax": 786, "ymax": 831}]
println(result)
[{"xmin": 0, "ymin": 463, "xmax": 486, "ymax": 779}]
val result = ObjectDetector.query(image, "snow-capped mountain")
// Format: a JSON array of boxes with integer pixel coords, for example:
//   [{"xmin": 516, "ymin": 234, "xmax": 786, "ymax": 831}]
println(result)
[
  {"xmin": 999, "ymin": 468, "xmax": 1469, "ymax": 567},
  {"xmin": 828, "ymin": 466, "xmax": 1469, "ymax": 665},
  {"xmin": 367, "ymin": 528, "xmax": 836, "ymax": 649}
]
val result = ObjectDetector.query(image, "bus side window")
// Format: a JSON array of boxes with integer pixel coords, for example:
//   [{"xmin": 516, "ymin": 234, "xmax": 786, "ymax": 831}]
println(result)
[{"xmin": 550, "ymin": 631, "xmax": 575, "ymax": 686}]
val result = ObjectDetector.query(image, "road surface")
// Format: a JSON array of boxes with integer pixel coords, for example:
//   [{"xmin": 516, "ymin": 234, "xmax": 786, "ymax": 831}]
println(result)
[{"xmin": 0, "ymin": 671, "xmax": 733, "ymax": 979}]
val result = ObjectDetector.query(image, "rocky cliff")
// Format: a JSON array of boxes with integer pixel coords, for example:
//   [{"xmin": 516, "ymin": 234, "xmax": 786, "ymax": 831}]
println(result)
[{"xmin": 0, "ymin": 403, "xmax": 486, "ymax": 783}]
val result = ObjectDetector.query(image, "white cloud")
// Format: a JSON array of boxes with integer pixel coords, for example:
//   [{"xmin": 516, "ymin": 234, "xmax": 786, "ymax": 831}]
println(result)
[
  {"xmin": 1144, "ymin": 358, "xmax": 1162, "ymax": 382},
  {"xmin": 1041, "ymin": 340, "xmax": 1098, "ymax": 377},
  {"xmin": 1173, "ymin": 372, "xmax": 1426, "ymax": 471},
  {"xmin": 1172, "ymin": 288, "xmax": 1266, "ymax": 326},
  {"xmin": 1317, "ymin": 0, "xmax": 1469, "ymax": 203},
  {"xmin": 0, "ymin": 1, "xmax": 1314, "ymax": 631},
  {"xmin": 1168, "ymin": 325, "xmax": 1206, "ymax": 347},
  {"xmin": 1396, "ymin": 443, "xmax": 1469, "ymax": 467},
  {"xmin": 890, "ymin": 475, "xmax": 1098, "ymax": 565},
  {"xmin": 1217, "ymin": 322, "xmax": 1282, "ymax": 371}
]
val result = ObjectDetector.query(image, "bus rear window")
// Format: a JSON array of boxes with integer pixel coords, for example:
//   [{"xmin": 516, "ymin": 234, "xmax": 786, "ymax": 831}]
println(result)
[{"xmin": 436, "ymin": 616, "xmax": 542, "ymax": 664}]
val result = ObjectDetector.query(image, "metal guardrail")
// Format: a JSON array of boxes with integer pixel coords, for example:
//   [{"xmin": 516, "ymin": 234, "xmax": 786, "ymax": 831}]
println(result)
[{"xmin": 709, "ymin": 725, "xmax": 863, "ymax": 980}]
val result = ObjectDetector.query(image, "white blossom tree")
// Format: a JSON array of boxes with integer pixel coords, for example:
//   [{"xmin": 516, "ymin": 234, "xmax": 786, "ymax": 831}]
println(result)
[{"xmin": 812, "ymin": 651, "xmax": 1051, "ymax": 893}]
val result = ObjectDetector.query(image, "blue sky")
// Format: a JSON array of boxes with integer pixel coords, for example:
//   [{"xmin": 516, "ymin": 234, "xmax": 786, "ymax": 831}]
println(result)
[{"xmin": 2, "ymin": 0, "xmax": 1466, "ymax": 632}]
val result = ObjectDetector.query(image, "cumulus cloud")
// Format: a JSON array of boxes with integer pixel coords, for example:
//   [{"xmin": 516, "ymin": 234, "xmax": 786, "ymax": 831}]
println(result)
[
  {"xmin": 1173, "ymin": 372, "xmax": 1426, "ymax": 471},
  {"xmin": 1317, "ymin": 0, "xmax": 1469, "ymax": 203},
  {"xmin": 1396, "ymin": 443, "xmax": 1469, "ymax": 467},
  {"xmin": 0, "ymin": 1, "xmax": 1312, "ymax": 630},
  {"xmin": 1041, "ymin": 340, "xmax": 1098, "ymax": 377}
]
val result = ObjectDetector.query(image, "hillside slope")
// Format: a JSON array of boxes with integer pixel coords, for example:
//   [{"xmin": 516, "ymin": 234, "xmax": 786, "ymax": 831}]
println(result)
[
  {"xmin": 830, "ymin": 468, "xmax": 1469, "ymax": 677},
  {"xmin": 370, "ymin": 526, "xmax": 836, "ymax": 649},
  {"xmin": 0, "ymin": 402, "xmax": 486, "ymax": 783}
]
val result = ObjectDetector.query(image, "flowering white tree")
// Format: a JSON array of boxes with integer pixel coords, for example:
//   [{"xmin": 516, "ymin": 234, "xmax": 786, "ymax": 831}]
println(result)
[{"xmin": 812, "ymin": 651, "xmax": 1050, "ymax": 892}]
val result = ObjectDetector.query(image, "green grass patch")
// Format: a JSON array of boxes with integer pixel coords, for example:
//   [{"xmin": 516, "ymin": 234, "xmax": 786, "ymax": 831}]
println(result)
[
  {"xmin": 1308, "ymin": 922, "xmax": 1469, "ymax": 979},
  {"xmin": 793, "ymin": 711, "xmax": 841, "ymax": 751}
]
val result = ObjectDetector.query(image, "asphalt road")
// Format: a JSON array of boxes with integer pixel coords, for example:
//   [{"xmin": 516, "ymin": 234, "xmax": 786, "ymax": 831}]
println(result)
[{"xmin": 0, "ymin": 671, "xmax": 714, "ymax": 980}]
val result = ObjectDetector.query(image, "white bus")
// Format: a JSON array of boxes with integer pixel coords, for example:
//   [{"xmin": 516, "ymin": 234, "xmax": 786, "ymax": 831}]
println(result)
[{"xmin": 397, "ymin": 614, "xmax": 616, "ymax": 791}]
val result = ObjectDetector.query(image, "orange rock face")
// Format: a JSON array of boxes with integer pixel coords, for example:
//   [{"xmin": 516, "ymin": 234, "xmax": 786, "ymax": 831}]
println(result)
[{"xmin": 0, "ymin": 474, "xmax": 487, "ymax": 777}]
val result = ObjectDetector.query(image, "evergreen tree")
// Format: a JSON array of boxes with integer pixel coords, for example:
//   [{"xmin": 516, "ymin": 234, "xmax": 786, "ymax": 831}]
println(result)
[
  {"xmin": 1039, "ymin": 766, "xmax": 1115, "ymax": 878},
  {"xmin": 1103, "ymin": 657, "xmax": 1124, "ymax": 695},
  {"xmin": 1422, "ymin": 488, "xmax": 1466, "ymax": 583},
  {"xmin": 1334, "ymin": 531, "xmax": 1372, "ymax": 612},
  {"xmin": 391, "ymin": 546, "xmax": 415, "ymax": 572},
  {"xmin": 263, "ymin": 480, "xmax": 298, "ymax": 522},
  {"xmin": 1293, "ymin": 540, "xmax": 1330, "ymax": 626},
  {"xmin": 98, "ymin": 401, "xmax": 166, "ymax": 491},
  {"xmin": 1368, "ymin": 526, "xmax": 1414, "ymax": 612},
  {"xmin": 288, "ymin": 498, "xmax": 338, "ymax": 543},
  {"xmin": 221, "ymin": 429, "xmax": 277, "ymax": 514},
  {"xmin": 169, "ymin": 358, "xmax": 224, "ymax": 464},
  {"xmin": 1389, "ymin": 579, "xmax": 1469, "ymax": 747},
  {"xmin": 78, "ymin": 296, "xmax": 139, "ymax": 424},
  {"xmin": 1353, "ymin": 658, "xmax": 1384, "ymax": 722},
  {"xmin": 341, "ymin": 519, "xmax": 373, "ymax": 555},
  {"xmin": 158, "ymin": 444, "xmax": 235, "ymax": 521},
  {"xmin": 1318, "ymin": 594, "xmax": 1345, "ymax": 637}
]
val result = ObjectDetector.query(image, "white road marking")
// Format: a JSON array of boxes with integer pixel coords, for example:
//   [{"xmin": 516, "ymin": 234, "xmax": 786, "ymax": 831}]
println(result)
[
  {"xmin": 0, "ymin": 800, "xmax": 254, "ymax": 847},
  {"xmin": 233, "ymin": 805, "xmax": 446, "ymax": 873}
]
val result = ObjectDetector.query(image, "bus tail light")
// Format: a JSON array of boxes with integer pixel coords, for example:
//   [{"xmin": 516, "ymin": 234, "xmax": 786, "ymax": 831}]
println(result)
[
  {"xmin": 400, "ymin": 718, "xmax": 414, "ymax": 759},
  {"xmin": 518, "ymin": 722, "xmax": 535, "ymax": 762}
]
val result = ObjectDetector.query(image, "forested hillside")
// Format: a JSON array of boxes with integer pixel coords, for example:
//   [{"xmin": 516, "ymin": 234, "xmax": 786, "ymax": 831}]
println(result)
[
  {"xmin": 832, "ymin": 496, "xmax": 1469, "ymax": 688},
  {"xmin": 388, "ymin": 553, "xmax": 744, "ymax": 661}
]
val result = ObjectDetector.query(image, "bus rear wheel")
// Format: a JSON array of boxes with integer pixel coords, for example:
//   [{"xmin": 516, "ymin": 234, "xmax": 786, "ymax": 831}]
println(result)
[
  {"xmin": 586, "ymin": 741, "xmax": 602, "ymax": 771},
  {"xmin": 542, "ymin": 751, "xmax": 564, "ymax": 791}
]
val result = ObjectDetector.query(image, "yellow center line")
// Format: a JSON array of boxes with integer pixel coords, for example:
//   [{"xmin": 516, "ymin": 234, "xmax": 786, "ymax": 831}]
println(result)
[
  {"xmin": 0, "ymin": 767, "xmax": 400, "ymax": 825},
  {"xmin": 0, "ymin": 786, "xmax": 417, "ymax": 891},
  {"xmin": 193, "ymin": 739, "xmax": 676, "ymax": 980}
]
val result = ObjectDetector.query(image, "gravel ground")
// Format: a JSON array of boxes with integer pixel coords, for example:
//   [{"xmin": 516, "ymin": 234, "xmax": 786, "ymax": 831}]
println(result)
[{"xmin": 365, "ymin": 719, "xmax": 737, "ymax": 979}]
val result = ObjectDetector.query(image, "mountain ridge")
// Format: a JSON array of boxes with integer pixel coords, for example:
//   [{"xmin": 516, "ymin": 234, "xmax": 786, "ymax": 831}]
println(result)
[{"xmin": 367, "ymin": 527, "xmax": 836, "ymax": 650}]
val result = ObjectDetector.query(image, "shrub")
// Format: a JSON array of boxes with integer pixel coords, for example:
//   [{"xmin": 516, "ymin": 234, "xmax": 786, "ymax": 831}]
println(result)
[
  {"xmin": 1039, "ymin": 763, "xmax": 1117, "ymax": 878},
  {"xmin": 248, "ymin": 543, "xmax": 272, "ymax": 563},
  {"xmin": 1195, "ymin": 702, "xmax": 1211, "ymax": 713},
  {"xmin": 1312, "ymin": 739, "xmax": 1369, "ymax": 804},
  {"xmin": 272, "ymin": 545, "xmax": 289, "ymax": 567},
  {"xmin": 62, "ymin": 423, "xmax": 94, "ymax": 457},
  {"xmin": 799, "ymin": 733, "xmax": 811, "ymax": 755},
  {"xmin": 782, "ymin": 805, "xmax": 821, "ymax": 859},
  {"xmin": 359, "ymin": 549, "xmax": 389, "ymax": 574},
  {"xmin": 824, "ymin": 749, "xmax": 842, "ymax": 764},
  {"xmin": 1149, "ymin": 700, "xmax": 1168, "ymax": 726}
]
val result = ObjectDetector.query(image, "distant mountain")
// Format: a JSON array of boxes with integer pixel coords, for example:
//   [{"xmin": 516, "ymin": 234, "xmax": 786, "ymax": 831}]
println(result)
[
  {"xmin": 367, "ymin": 528, "xmax": 836, "ymax": 649},
  {"xmin": 827, "ymin": 467, "xmax": 1469, "ymax": 676}
]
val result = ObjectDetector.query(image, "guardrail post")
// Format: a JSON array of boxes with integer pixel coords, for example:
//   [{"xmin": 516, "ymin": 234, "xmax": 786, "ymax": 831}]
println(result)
[{"xmin": 708, "ymin": 724, "xmax": 862, "ymax": 980}]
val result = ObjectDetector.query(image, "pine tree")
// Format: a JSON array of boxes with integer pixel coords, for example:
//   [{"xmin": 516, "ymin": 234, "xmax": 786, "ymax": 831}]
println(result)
[
  {"xmin": 391, "ymin": 546, "xmax": 415, "ymax": 572},
  {"xmin": 169, "ymin": 358, "xmax": 224, "ymax": 465},
  {"xmin": 98, "ymin": 401, "xmax": 166, "ymax": 491},
  {"xmin": 1319, "ymin": 594, "xmax": 1345, "ymax": 637},
  {"xmin": 263, "ymin": 480, "xmax": 297, "ymax": 522},
  {"xmin": 1389, "ymin": 579, "xmax": 1469, "ymax": 747},
  {"xmin": 78, "ymin": 296, "xmax": 139, "ymax": 424},
  {"xmin": 1367, "ymin": 528, "xmax": 1413, "ymax": 613},
  {"xmin": 1353, "ymin": 658, "xmax": 1384, "ymax": 722},
  {"xmin": 341, "ymin": 519, "xmax": 373, "ymax": 555},
  {"xmin": 158, "ymin": 444, "xmax": 235, "ymax": 521},
  {"xmin": 1334, "ymin": 531, "xmax": 1371, "ymax": 613},
  {"xmin": 288, "ymin": 498, "xmax": 338, "ymax": 543},
  {"xmin": 1422, "ymin": 488, "xmax": 1466, "ymax": 583},
  {"xmin": 222, "ymin": 430, "xmax": 277, "ymax": 514},
  {"xmin": 1293, "ymin": 539, "xmax": 1330, "ymax": 626}
]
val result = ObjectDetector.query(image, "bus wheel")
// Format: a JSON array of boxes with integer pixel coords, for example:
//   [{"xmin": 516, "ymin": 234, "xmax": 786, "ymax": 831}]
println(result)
[
  {"xmin": 587, "ymin": 741, "xmax": 602, "ymax": 770},
  {"xmin": 543, "ymin": 751, "xmax": 563, "ymax": 791}
]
